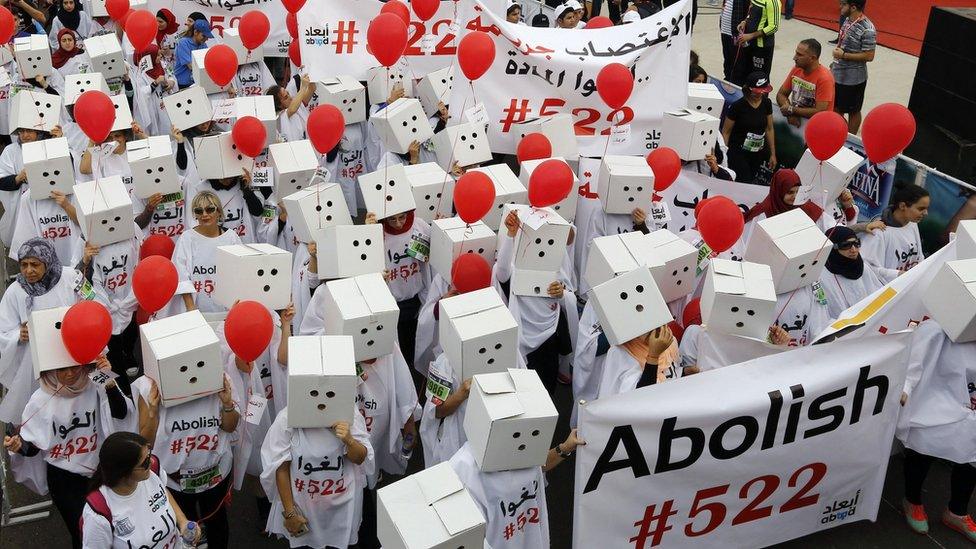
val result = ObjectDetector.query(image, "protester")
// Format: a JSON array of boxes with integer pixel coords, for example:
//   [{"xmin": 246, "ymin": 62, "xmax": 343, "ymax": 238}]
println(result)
[
  {"xmin": 819, "ymin": 226, "xmax": 885, "ymax": 319},
  {"xmin": 859, "ymin": 183, "xmax": 929, "ymax": 282},
  {"xmin": 173, "ymin": 191, "xmax": 244, "ymax": 312},
  {"xmin": 175, "ymin": 19, "xmax": 213, "ymax": 89}
]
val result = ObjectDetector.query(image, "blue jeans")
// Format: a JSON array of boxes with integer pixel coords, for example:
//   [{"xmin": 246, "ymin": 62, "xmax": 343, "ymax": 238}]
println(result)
[{"xmin": 784, "ymin": 0, "xmax": 794, "ymax": 17}]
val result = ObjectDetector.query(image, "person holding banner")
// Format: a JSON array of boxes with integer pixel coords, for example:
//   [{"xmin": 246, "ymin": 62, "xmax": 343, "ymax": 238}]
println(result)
[
  {"xmin": 818, "ymin": 226, "xmax": 884, "ymax": 319},
  {"xmin": 268, "ymin": 75, "xmax": 315, "ymax": 143},
  {"xmin": 859, "ymin": 183, "xmax": 929, "ymax": 283}
]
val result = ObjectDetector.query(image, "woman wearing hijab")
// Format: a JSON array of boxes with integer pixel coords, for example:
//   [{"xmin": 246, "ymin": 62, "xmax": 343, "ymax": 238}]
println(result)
[
  {"xmin": 48, "ymin": 0, "xmax": 92, "ymax": 49},
  {"xmin": 859, "ymin": 182, "xmax": 930, "ymax": 283},
  {"xmin": 134, "ymin": 45, "xmax": 176, "ymax": 137},
  {"xmin": 50, "ymin": 28, "xmax": 85, "ymax": 73},
  {"xmin": 818, "ymin": 226, "xmax": 884, "ymax": 319},
  {"xmin": 597, "ymin": 325, "xmax": 680, "ymax": 398},
  {"xmin": 744, "ymin": 169, "xmax": 833, "ymax": 229},
  {"xmin": 155, "ymin": 8, "xmax": 179, "ymax": 56}
]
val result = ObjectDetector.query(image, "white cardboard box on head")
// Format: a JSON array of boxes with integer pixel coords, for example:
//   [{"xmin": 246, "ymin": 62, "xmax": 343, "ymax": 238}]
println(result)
[
  {"xmin": 322, "ymin": 273, "xmax": 400, "ymax": 361},
  {"xmin": 358, "ymin": 163, "xmax": 417, "ymax": 218},
  {"xmin": 192, "ymin": 132, "xmax": 250, "ymax": 180},
  {"xmin": 286, "ymin": 336, "xmax": 357, "ymax": 428},
  {"xmin": 429, "ymin": 217, "xmax": 497, "ymax": 281},
  {"xmin": 597, "ymin": 155, "xmax": 655, "ymax": 214},
  {"xmin": 74, "ymin": 176, "xmax": 136, "ymax": 247},
  {"xmin": 164, "ymin": 85, "xmax": 214, "ymax": 131},
  {"xmin": 463, "ymin": 369, "xmax": 559, "ymax": 472},
  {"xmin": 221, "ymin": 28, "xmax": 261, "ymax": 65},
  {"xmin": 269, "ymin": 140, "xmax": 320, "ymax": 196},
  {"xmin": 14, "ymin": 35, "xmax": 51, "ymax": 79},
  {"xmin": 956, "ymin": 220, "xmax": 976, "ymax": 260},
  {"xmin": 687, "ymin": 82, "xmax": 725, "ymax": 118},
  {"xmin": 85, "ymin": 0, "xmax": 108, "ymax": 17},
  {"xmin": 192, "ymin": 48, "xmax": 233, "ymax": 94},
  {"xmin": 519, "ymin": 157, "xmax": 579, "ymax": 222},
  {"xmin": 511, "ymin": 269, "xmax": 564, "ymax": 298},
  {"xmin": 8, "ymin": 90, "xmax": 61, "ymax": 134},
  {"xmin": 369, "ymin": 98, "xmax": 434, "ymax": 154},
  {"xmin": 140, "ymin": 310, "xmax": 224, "ymax": 407},
  {"xmin": 23, "ymin": 137, "xmax": 75, "ymax": 200},
  {"xmin": 315, "ymin": 75, "xmax": 366, "ymax": 124},
  {"xmin": 416, "ymin": 65, "xmax": 454, "ymax": 118},
  {"xmin": 744, "ymin": 209, "xmax": 831, "ymax": 293},
  {"xmin": 794, "ymin": 147, "xmax": 866, "ymax": 205},
  {"xmin": 513, "ymin": 113, "xmax": 579, "ymax": 161},
  {"xmin": 431, "ymin": 122, "xmax": 492, "ymax": 170},
  {"xmin": 127, "ymin": 136, "xmax": 181, "ymax": 198},
  {"xmin": 28, "ymin": 306, "xmax": 77, "ymax": 379},
  {"xmin": 234, "ymin": 96, "xmax": 277, "ymax": 148},
  {"xmin": 214, "ymin": 244, "xmax": 292, "ymax": 310},
  {"xmin": 923, "ymin": 259, "xmax": 976, "ymax": 343},
  {"xmin": 645, "ymin": 229, "xmax": 698, "ymax": 303},
  {"xmin": 64, "ymin": 72, "xmax": 109, "ymax": 106},
  {"xmin": 590, "ymin": 267, "xmax": 672, "ymax": 345},
  {"xmin": 315, "ymin": 224, "xmax": 385, "ymax": 279},
  {"xmin": 83, "ymin": 34, "xmax": 125, "ymax": 79},
  {"xmin": 701, "ymin": 259, "xmax": 777, "ymax": 339},
  {"xmin": 501, "ymin": 204, "xmax": 570, "ymax": 272},
  {"xmin": 377, "ymin": 462, "xmax": 487, "ymax": 549},
  {"xmin": 366, "ymin": 65, "xmax": 413, "ymax": 105},
  {"xmin": 109, "ymin": 93, "xmax": 134, "ymax": 132},
  {"xmin": 660, "ymin": 109, "xmax": 721, "ymax": 161},
  {"xmin": 439, "ymin": 288, "xmax": 518, "ymax": 381},
  {"xmin": 584, "ymin": 231, "xmax": 664, "ymax": 292},
  {"xmin": 405, "ymin": 163, "xmax": 454, "ymax": 222},
  {"xmin": 468, "ymin": 164, "xmax": 528, "ymax": 229},
  {"xmin": 281, "ymin": 183, "xmax": 352, "ymax": 243}
]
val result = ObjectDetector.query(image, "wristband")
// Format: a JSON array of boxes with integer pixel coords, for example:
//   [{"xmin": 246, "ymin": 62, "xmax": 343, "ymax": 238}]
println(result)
[
  {"xmin": 555, "ymin": 443, "xmax": 574, "ymax": 458},
  {"xmin": 221, "ymin": 404, "xmax": 235, "ymax": 413},
  {"xmin": 282, "ymin": 509, "xmax": 298, "ymax": 519}
]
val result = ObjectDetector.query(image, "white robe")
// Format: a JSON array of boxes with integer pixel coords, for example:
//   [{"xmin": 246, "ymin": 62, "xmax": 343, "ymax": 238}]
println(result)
[
  {"xmin": 773, "ymin": 285, "xmax": 831, "ymax": 347},
  {"xmin": 818, "ymin": 265, "xmax": 885, "ymax": 320},
  {"xmin": 418, "ymin": 353, "xmax": 466, "ymax": 467},
  {"xmin": 571, "ymin": 303, "xmax": 605, "ymax": 427},
  {"xmin": 860, "ymin": 222, "xmax": 924, "ymax": 283},
  {"xmin": 413, "ymin": 273, "xmax": 449, "ymax": 374},
  {"xmin": 172, "ymin": 228, "xmax": 243, "ymax": 313},
  {"xmin": 356, "ymin": 343, "xmax": 418, "ymax": 483},
  {"xmin": 8, "ymin": 192, "xmax": 81, "ymax": 267},
  {"xmin": 0, "ymin": 141, "xmax": 25, "ymax": 245},
  {"xmin": 70, "ymin": 232, "xmax": 142, "ymax": 334}
]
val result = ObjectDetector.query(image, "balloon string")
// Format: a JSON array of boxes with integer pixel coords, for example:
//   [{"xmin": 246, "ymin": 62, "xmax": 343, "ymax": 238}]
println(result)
[
  {"xmin": 433, "ymin": 92, "xmax": 470, "ymax": 217},
  {"xmin": 14, "ymin": 385, "xmax": 64, "ymax": 434},
  {"xmin": 772, "ymin": 238, "xmax": 831, "ymax": 328},
  {"xmin": 383, "ymin": 66, "xmax": 390, "ymax": 221}
]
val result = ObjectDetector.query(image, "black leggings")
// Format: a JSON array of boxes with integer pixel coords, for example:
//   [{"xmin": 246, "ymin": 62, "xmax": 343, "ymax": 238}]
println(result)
[
  {"xmin": 904, "ymin": 448, "xmax": 976, "ymax": 516},
  {"xmin": 396, "ymin": 295, "xmax": 422, "ymax": 369},
  {"xmin": 106, "ymin": 316, "xmax": 140, "ymax": 396},
  {"xmin": 46, "ymin": 464, "xmax": 89, "ymax": 549},
  {"xmin": 170, "ymin": 473, "xmax": 232, "ymax": 549},
  {"xmin": 358, "ymin": 487, "xmax": 380, "ymax": 549},
  {"xmin": 526, "ymin": 310, "xmax": 572, "ymax": 394}
]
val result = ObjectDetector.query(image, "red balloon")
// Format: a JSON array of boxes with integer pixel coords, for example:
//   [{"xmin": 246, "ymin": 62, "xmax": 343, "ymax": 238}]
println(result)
[
  {"xmin": 451, "ymin": 254, "xmax": 492, "ymax": 294},
  {"xmin": 862, "ymin": 103, "xmax": 916, "ymax": 164},
  {"xmin": 124, "ymin": 10, "xmax": 156, "ymax": 52},
  {"xmin": 74, "ymin": 91, "xmax": 116, "ymax": 143},
  {"xmin": 516, "ymin": 133, "xmax": 552, "ymax": 163},
  {"xmin": 238, "ymin": 11, "xmax": 270, "ymax": 51},
  {"xmin": 133, "ymin": 256, "xmax": 178, "ymax": 314},
  {"xmin": 307, "ymin": 105, "xmax": 345, "ymax": 153},
  {"xmin": 225, "ymin": 301, "xmax": 274, "ymax": 362},
  {"xmin": 288, "ymin": 39, "xmax": 302, "ymax": 67},
  {"xmin": 286, "ymin": 12, "xmax": 298, "ymax": 39},
  {"xmin": 367, "ymin": 13, "xmax": 408, "ymax": 67},
  {"xmin": 694, "ymin": 197, "xmax": 712, "ymax": 220},
  {"xmin": 596, "ymin": 63, "xmax": 634, "ymax": 110},
  {"xmin": 528, "ymin": 159, "xmax": 574, "ymax": 208},
  {"xmin": 118, "ymin": 8, "xmax": 134, "ymax": 27},
  {"xmin": 105, "ymin": 0, "xmax": 129, "ymax": 21},
  {"xmin": 380, "ymin": 0, "xmax": 410, "ymax": 25},
  {"xmin": 585, "ymin": 16, "xmax": 613, "ymax": 28},
  {"xmin": 140, "ymin": 234, "xmax": 175, "ymax": 260},
  {"xmin": 281, "ymin": 0, "xmax": 306, "ymax": 13},
  {"xmin": 61, "ymin": 301, "xmax": 112, "ymax": 365},
  {"xmin": 457, "ymin": 31, "xmax": 495, "ymax": 81},
  {"xmin": 232, "ymin": 116, "xmax": 267, "ymax": 158},
  {"xmin": 0, "ymin": 7, "xmax": 16, "ymax": 44},
  {"xmin": 697, "ymin": 196, "xmax": 744, "ymax": 253},
  {"xmin": 411, "ymin": 0, "xmax": 439, "ymax": 21},
  {"xmin": 204, "ymin": 44, "xmax": 238, "ymax": 87},
  {"xmin": 646, "ymin": 147, "xmax": 681, "ymax": 192},
  {"xmin": 804, "ymin": 111, "xmax": 848, "ymax": 161},
  {"xmin": 454, "ymin": 171, "xmax": 496, "ymax": 224}
]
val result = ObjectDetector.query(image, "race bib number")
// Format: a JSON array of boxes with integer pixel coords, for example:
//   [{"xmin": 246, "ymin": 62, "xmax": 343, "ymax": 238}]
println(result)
[
  {"xmin": 156, "ymin": 191, "xmax": 185, "ymax": 210},
  {"xmin": 78, "ymin": 278, "xmax": 96, "ymax": 301},
  {"xmin": 180, "ymin": 464, "xmax": 222, "ymax": 493},
  {"xmin": 406, "ymin": 230, "xmax": 430, "ymax": 262},
  {"xmin": 811, "ymin": 281, "xmax": 828, "ymax": 306},
  {"xmin": 425, "ymin": 370, "xmax": 452, "ymax": 405},
  {"xmin": 694, "ymin": 238, "xmax": 713, "ymax": 276},
  {"xmin": 742, "ymin": 132, "xmax": 766, "ymax": 153}
]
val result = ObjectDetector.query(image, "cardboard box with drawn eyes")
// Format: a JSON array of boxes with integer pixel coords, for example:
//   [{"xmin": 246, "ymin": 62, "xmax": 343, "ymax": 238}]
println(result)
[
  {"xmin": 316, "ymin": 75, "xmax": 366, "ymax": 124},
  {"xmin": 322, "ymin": 273, "xmax": 400, "ymax": 361},
  {"xmin": 233, "ymin": 96, "xmax": 277, "ymax": 148},
  {"xmin": 163, "ymin": 85, "xmax": 214, "ymax": 132},
  {"xmin": 83, "ymin": 34, "xmax": 125, "ymax": 80},
  {"xmin": 584, "ymin": 231, "xmax": 664, "ymax": 292},
  {"xmin": 589, "ymin": 267, "xmax": 672, "ymax": 346},
  {"xmin": 28, "ymin": 306, "xmax": 78, "ymax": 379},
  {"xmin": 366, "ymin": 65, "xmax": 413, "ymax": 105},
  {"xmin": 192, "ymin": 48, "xmax": 233, "ymax": 95},
  {"xmin": 214, "ymin": 244, "xmax": 292, "ymax": 310},
  {"xmin": 415, "ymin": 65, "xmax": 454, "ymax": 118},
  {"xmin": 377, "ymin": 462, "xmax": 487, "ymax": 549},
  {"xmin": 220, "ymin": 28, "xmax": 261, "ymax": 65},
  {"xmin": 744, "ymin": 209, "xmax": 831, "ymax": 293},
  {"xmin": 597, "ymin": 155, "xmax": 655, "ymax": 214},
  {"xmin": 429, "ymin": 217, "xmax": 497, "ymax": 281},
  {"xmin": 701, "ymin": 259, "xmax": 777, "ymax": 340},
  {"xmin": 956, "ymin": 220, "xmax": 976, "ymax": 260},
  {"xmin": 512, "ymin": 113, "xmax": 580, "ymax": 161},
  {"xmin": 140, "ymin": 310, "xmax": 224, "ymax": 407},
  {"xmin": 8, "ymin": 90, "xmax": 62, "ymax": 134},
  {"xmin": 922, "ymin": 258, "xmax": 976, "ymax": 343},
  {"xmin": 431, "ymin": 122, "xmax": 492, "ymax": 170},
  {"xmin": 23, "ymin": 137, "xmax": 75, "ymax": 200},
  {"xmin": 358, "ymin": 163, "xmax": 417, "ymax": 218},
  {"xmin": 659, "ymin": 109, "xmax": 721, "ymax": 161},
  {"xmin": 687, "ymin": 82, "xmax": 725, "ymax": 118},
  {"xmin": 74, "ymin": 176, "xmax": 136, "ymax": 247},
  {"xmin": 467, "ymin": 164, "xmax": 528, "ymax": 229},
  {"xmin": 463, "ymin": 369, "xmax": 558, "ymax": 472},
  {"xmin": 127, "ymin": 136, "xmax": 180, "ymax": 198},
  {"xmin": 108, "ymin": 93, "xmax": 134, "ymax": 132},
  {"xmin": 286, "ymin": 336, "xmax": 357, "ymax": 428},
  {"xmin": 499, "ymin": 205, "xmax": 571, "ymax": 296},
  {"xmin": 281, "ymin": 183, "xmax": 352, "ymax": 243},
  {"xmin": 369, "ymin": 98, "xmax": 434, "ymax": 155},
  {"xmin": 519, "ymin": 157, "xmax": 579, "ymax": 222},
  {"xmin": 645, "ymin": 229, "xmax": 698, "ymax": 303},
  {"xmin": 404, "ymin": 163, "xmax": 454, "ymax": 222},
  {"xmin": 315, "ymin": 224, "xmax": 385, "ymax": 279},
  {"xmin": 84, "ymin": 0, "xmax": 108, "ymax": 18},
  {"xmin": 794, "ymin": 147, "xmax": 866, "ymax": 206},
  {"xmin": 64, "ymin": 72, "xmax": 109, "ymax": 106},
  {"xmin": 14, "ymin": 35, "xmax": 51, "ymax": 79},
  {"xmin": 192, "ymin": 132, "xmax": 250, "ymax": 180},
  {"xmin": 270, "ymin": 140, "xmax": 320, "ymax": 197},
  {"xmin": 439, "ymin": 287, "xmax": 518, "ymax": 381}
]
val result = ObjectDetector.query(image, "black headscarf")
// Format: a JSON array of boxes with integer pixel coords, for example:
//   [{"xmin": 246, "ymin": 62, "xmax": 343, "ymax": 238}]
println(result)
[
  {"xmin": 825, "ymin": 226, "xmax": 863, "ymax": 280},
  {"xmin": 56, "ymin": 0, "xmax": 82, "ymax": 32}
]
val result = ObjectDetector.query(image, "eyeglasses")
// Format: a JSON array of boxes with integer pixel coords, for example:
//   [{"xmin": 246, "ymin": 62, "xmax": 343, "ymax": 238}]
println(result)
[
  {"xmin": 835, "ymin": 239, "xmax": 861, "ymax": 250},
  {"xmin": 193, "ymin": 205, "xmax": 218, "ymax": 216},
  {"xmin": 136, "ymin": 454, "xmax": 152, "ymax": 471}
]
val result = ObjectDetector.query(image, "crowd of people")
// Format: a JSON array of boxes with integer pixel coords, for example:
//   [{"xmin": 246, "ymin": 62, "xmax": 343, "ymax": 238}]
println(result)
[{"xmin": 0, "ymin": 0, "xmax": 971, "ymax": 548}]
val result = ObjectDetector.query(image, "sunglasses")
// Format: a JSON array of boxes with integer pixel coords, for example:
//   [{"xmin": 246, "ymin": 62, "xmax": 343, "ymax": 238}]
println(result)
[
  {"xmin": 835, "ymin": 239, "xmax": 861, "ymax": 250},
  {"xmin": 136, "ymin": 454, "xmax": 152, "ymax": 471},
  {"xmin": 193, "ymin": 205, "xmax": 218, "ymax": 216}
]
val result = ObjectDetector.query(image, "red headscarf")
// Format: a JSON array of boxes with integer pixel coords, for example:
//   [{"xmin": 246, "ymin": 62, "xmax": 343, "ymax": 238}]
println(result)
[
  {"xmin": 155, "ymin": 9, "xmax": 178, "ymax": 45},
  {"xmin": 381, "ymin": 210, "xmax": 415, "ymax": 235},
  {"xmin": 51, "ymin": 29, "xmax": 83, "ymax": 69},
  {"xmin": 744, "ymin": 169, "xmax": 823, "ymax": 223},
  {"xmin": 135, "ymin": 44, "xmax": 164, "ymax": 80}
]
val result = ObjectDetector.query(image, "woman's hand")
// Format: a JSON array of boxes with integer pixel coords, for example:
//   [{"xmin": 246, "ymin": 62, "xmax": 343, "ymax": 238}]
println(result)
[
  {"xmin": 50, "ymin": 190, "xmax": 70, "ymax": 210},
  {"xmin": 560, "ymin": 428, "xmax": 585, "ymax": 453},
  {"xmin": 386, "ymin": 82, "xmax": 405, "ymax": 105},
  {"xmin": 241, "ymin": 167, "xmax": 252, "ymax": 188},
  {"xmin": 283, "ymin": 511, "xmax": 309, "ymax": 536},
  {"xmin": 132, "ymin": 122, "xmax": 147, "ymax": 141},
  {"xmin": 408, "ymin": 140, "xmax": 421, "ymax": 164},
  {"xmin": 364, "ymin": 212, "xmax": 377, "ymax": 225},
  {"xmin": 332, "ymin": 421, "xmax": 354, "ymax": 445},
  {"xmin": 146, "ymin": 193, "xmax": 163, "ymax": 212},
  {"xmin": 170, "ymin": 125, "xmax": 185, "ymax": 144},
  {"xmin": 547, "ymin": 281, "xmax": 565, "ymax": 299},
  {"xmin": 839, "ymin": 189, "xmax": 855, "ymax": 208},
  {"xmin": 768, "ymin": 154, "xmax": 778, "ymax": 171},
  {"xmin": 306, "ymin": 241, "xmax": 317, "ymax": 257},
  {"xmin": 147, "ymin": 379, "xmax": 161, "ymax": 411},
  {"xmin": 645, "ymin": 325, "xmax": 674, "ymax": 363},
  {"xmin": 3, "ymin": 434, "xmax": 22, "ymax": 454},
  {"xmin": 50, "ymin": 125, "xmax": 63, "ymax": 138},
  {"xmin": 19, "ymin": 323, "xmax": 29, "ymax": 342},
  {"xmin": 218, "ymin": 375, "xmax": 234, "ymax": 407},
  {"xmin": 866, "ymin": 220, "xmax": 886, "ymax": 234},
  {"xmin": 279, "ymin": 302, "xmax": 296, "ymax": 325},
  {"xmin": 15, "ymin": 169, "xmax": 27, "ymax": 185},
  {"xmin": 768, "ymin": 325, "xmax": 791, "ymax": 346},
  {"xmin": 94, "ymin": 355, "xmax": 116, "ymax": 389},
  {"xmin": 631, "ymin": 207, "xmax": 647, "ymax": 226},
  {"xmin": 83, "ymin": 241, "xmax": 100, "ymax": 265},
  {"xmin": 504, "ymin": 209, "xmax": 520, "ymax": 238}
]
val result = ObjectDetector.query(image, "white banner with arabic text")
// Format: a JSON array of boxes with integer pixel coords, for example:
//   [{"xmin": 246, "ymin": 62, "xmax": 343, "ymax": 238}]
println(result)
[{"xmin": 148, "ymin": 0, "xmax": 291, "ymax": 56}]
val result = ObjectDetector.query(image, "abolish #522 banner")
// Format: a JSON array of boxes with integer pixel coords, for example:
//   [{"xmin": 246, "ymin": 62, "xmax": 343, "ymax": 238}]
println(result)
[{"xmin": 574, "ymin": 335, "xmax": 909, "ymax": 548}]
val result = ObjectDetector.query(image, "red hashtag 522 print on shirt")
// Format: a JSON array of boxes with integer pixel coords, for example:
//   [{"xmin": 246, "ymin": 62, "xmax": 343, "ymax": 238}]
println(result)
[
  {"xmin": 169, "ymin": 433, "xmax": 219, "ymax": 455},
  {"xmin": 499, "ymin": 98, "xmax": 634, "ymax": 136},
  {"xmin": 502, "ymin": 507, "xmax": 540, "ymax": 540}
]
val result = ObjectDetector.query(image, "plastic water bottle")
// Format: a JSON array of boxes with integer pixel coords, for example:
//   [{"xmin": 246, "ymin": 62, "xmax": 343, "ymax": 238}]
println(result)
[
  {"xmin": 181, "ymin": 521, "xmax": 197, "ymax": 548},
  {"xmin": 401, "ymin": 432, "xmax": 415, "ymax": 460}
]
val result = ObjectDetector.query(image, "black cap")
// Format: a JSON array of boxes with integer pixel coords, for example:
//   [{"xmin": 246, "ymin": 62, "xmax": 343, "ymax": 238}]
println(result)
[
  {"xmin": 531, "ymin": 13, "xmax": 550, "ymax": 27},
  {"xmin": 745, "ymin": 71, "xmax": 773, "ymax": 94}
]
